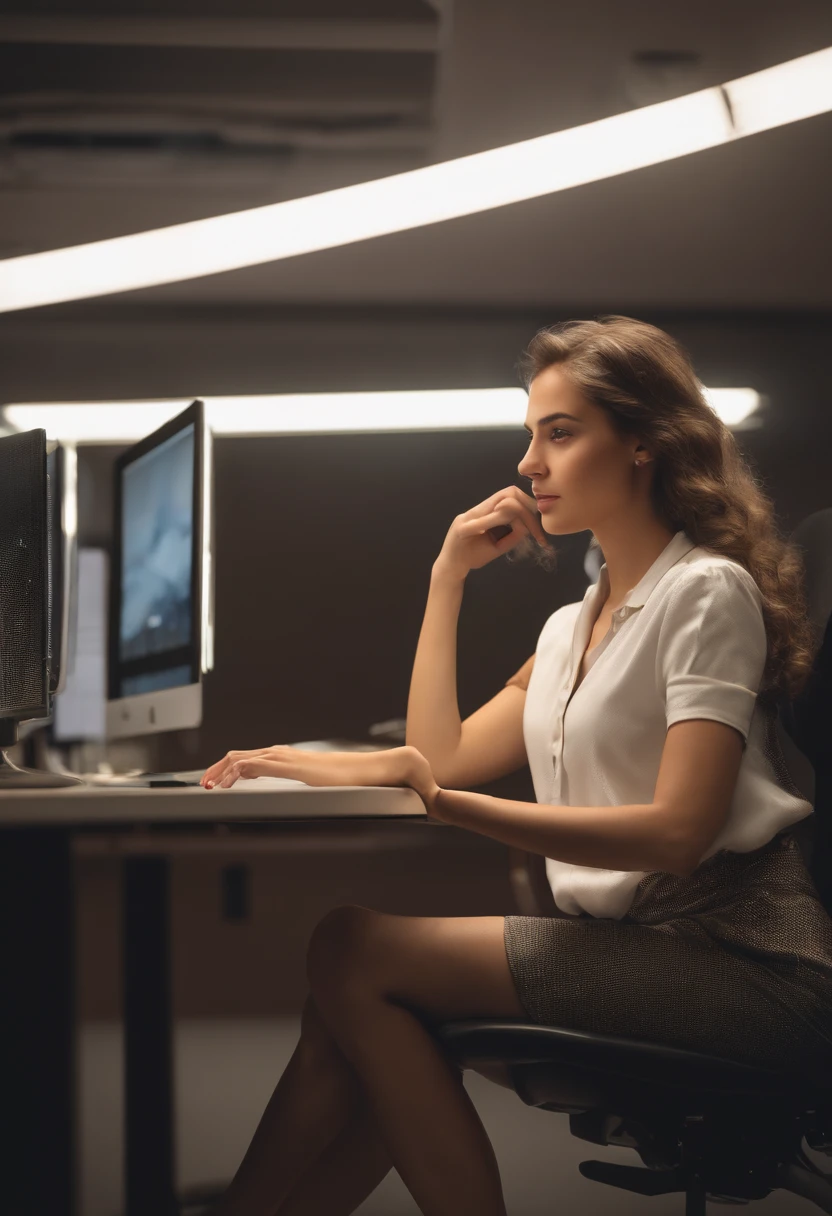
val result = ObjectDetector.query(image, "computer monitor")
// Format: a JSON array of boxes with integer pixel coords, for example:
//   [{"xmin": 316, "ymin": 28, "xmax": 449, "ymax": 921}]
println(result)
[
  {"xmin": 106, "ymin": 399, "xmax": 214, "ymax": 739},
  {"xmin": 0, "ymin": 429, "xmax": 82, "ymax": 786}
]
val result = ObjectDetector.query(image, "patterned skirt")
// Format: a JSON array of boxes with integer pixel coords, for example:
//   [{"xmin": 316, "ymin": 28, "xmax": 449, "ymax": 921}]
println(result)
[{"xmin": 503, "ymin": 832, "xmax": 832, "ymax": 1071}]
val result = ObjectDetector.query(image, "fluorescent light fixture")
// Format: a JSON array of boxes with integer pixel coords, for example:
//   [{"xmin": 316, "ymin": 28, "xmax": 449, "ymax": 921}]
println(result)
[
  {"xmin": 2, "ymin": 385, "xmax": 760, "ymax": 443},
  {"xmin": 0, "ymin": 44, "xmax": 830, "ymax": 313},
  {"xmin": 726, "ymin": 43, "xmax": 832, "ymax": 135},
  {"xmin": 701, "ymin": 387, "xmax": 761, "ymax": 427},
  {"xmin": 2, "ymin": 390, "xmax": 529, "ymax": 443}
]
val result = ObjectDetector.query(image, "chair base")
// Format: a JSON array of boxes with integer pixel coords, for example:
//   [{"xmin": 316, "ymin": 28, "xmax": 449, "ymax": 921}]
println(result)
[
  {"xmin": 570, "ymin": 1106, "xmax": 832, "ymax": 1213},
  {"xmin": 579, "ymin": 1161, "xmax": 708, "ymax": 1216},
  {"xmin": 577, "ymin": 1156, "xmax": 832, "ymax": 1214}
]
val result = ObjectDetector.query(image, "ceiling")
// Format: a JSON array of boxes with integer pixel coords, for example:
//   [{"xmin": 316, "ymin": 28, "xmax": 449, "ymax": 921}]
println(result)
[{"xmin": 0, "ymin": 0, "xmax": 831, "ymax": 312}]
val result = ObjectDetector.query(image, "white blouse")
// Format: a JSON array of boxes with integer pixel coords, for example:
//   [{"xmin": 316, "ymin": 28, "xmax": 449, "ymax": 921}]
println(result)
[{"xmin": 519, "ymin": 530, "xmax": 813, "ymax": 919}]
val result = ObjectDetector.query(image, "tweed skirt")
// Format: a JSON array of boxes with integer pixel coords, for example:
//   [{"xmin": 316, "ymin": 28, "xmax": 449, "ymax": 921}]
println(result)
[{"xmin": 503, "ymin": 832, "xmax": 832, "ymax": 1071}]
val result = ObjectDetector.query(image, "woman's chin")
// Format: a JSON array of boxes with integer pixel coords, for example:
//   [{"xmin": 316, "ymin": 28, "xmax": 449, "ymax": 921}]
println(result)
[
  {"xmin": 542, "ymin": 517, "xmax": 586, "ymax": 537},
  {"xmin": 540, "ymin": 515, "xmax": 575, "ymax": 536}
]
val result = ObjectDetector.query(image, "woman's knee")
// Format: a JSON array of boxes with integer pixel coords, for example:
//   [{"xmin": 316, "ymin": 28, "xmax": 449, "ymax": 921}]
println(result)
[
  {"xmin": 296, "ymin": 993, "xmax": 344, "ymax": 1069},
  {"xmin": 306, "ymin": 904, "xmax": 378, "ymax": 1000}
]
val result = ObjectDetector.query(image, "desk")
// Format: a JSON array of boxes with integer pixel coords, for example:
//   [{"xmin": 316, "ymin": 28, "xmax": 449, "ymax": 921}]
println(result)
[{"xmin": 0, "ymin": 784, "xmax": 427, "ymax": 1216}]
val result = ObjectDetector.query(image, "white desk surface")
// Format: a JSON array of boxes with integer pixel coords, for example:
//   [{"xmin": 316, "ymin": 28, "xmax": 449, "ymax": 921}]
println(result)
[{"xmin": 0, "ymin": 781, "xmax": 427, "ymax": 827}]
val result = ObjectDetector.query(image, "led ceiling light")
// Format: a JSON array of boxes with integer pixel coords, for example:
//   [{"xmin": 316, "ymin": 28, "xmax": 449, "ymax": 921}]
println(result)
[
  {"xmin": 2, "ymin": 390, "xmax": 528, "ymax": 443},
  {"xmin": 0, "ymin": 44, "xmax": 829, "ymax": 313},
  {"xmin": 701, "ymin": 387, "xmax": 761, "ymax": 427},
  {"xmin": 2, "ymin": 385, "xmax": 760, "ymax": 443}
]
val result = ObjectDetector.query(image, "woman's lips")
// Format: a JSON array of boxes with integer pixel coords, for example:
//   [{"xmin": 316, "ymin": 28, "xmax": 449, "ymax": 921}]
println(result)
[{"xmin": 536, "ymin": 496, "xmax": 559, "ymax": 511}]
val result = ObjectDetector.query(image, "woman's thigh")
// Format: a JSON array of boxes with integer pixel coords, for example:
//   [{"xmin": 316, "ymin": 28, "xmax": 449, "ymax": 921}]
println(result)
[{"xmin": 307, "ymin": 906, "xmax": 527, "ymax": 1024}]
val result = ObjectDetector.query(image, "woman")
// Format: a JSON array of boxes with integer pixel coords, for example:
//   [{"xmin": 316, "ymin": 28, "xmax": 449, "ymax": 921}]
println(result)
[{"xmin": 204, "ymin": 316, "xmax": 832, "ymax": 1216}]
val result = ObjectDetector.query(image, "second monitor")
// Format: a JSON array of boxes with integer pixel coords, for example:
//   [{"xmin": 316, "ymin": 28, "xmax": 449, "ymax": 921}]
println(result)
[{"xmin": 106, "ymin": 399, "xmax": 214, "ymax": 739}]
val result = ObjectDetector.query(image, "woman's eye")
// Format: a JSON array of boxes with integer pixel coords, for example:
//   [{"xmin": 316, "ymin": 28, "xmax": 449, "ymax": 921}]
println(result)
[{"xmin": 550, "ymin": 428, "xmax": 570, "ymax": 441}]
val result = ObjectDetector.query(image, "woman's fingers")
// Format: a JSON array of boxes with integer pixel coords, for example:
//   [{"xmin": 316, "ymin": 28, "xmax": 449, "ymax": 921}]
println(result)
[
  {"xmin": 201, "ymin": 746, "xmax": 283, "ymax": 788},
  {"xmin": 212, "ymin": 757, "xmax": 290, "ymax": 789},
  {"xmin": 201, "ymin": 750, "xmax": 250, "ymax": 787},
  {"xmin": 460, "ymin": 499, "xmax": 546, "ymax": 547},
  {"xmin": 461, "ymin": 485, "xmax": 527, "ymax": 521},
  {"xmin": 471, "ymin": 485, "xmax": 539, "ymax": 518}
]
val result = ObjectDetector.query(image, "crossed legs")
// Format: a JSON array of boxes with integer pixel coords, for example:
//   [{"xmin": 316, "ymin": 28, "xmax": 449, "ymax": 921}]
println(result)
[{"xmin": 209, "ymin": 908, "xmax": 527, "ymax": 1216}]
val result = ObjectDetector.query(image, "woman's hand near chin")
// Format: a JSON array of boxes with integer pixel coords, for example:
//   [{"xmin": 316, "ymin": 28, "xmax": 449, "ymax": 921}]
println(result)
[{"xmin": 200, "ymin": 744, "xmax": 443, "ymax": 816}]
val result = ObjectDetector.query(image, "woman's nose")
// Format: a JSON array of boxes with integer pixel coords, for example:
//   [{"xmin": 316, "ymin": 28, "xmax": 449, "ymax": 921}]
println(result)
[{"xmin": 518, "ymin": 446, "xmax": 542, "ymax": 479}]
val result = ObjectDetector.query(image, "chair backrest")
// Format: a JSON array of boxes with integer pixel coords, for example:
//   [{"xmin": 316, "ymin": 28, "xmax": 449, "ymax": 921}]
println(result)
[
  {"xmin": 778, "ymin": 509, "xmax": 832, "ymax": 911},
  {"xmin": 792, "ymin": 508, "xmax": 832, "ymax": 630},
  {"xmin": 773, "ymin": 510, "xmax": 832, "ymax": 810}
]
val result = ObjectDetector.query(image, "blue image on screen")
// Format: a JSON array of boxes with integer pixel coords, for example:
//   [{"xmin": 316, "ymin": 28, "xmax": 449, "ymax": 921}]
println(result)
[
  {"xmin": 121, "ymin": 665, "xmax": 193, "ymax": 697},
  {"xmin": 119, "ymin": 424, "xmax": 194, "ymax": 676}
]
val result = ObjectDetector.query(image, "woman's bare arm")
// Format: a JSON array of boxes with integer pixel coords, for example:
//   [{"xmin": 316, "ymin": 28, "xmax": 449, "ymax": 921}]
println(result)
[
  {"xmin": 406, "ymin": 485, "xmax": 545, "ymax": 788},
  {"xmin": 405, "ymin": 562, "xmax": 467, "ymax": 785},
  {"xmin": 406, "ymin": 560, "xmax": 533, "ymax": 788},
  {"xmin": 437, "ymin": 654, "xmax": 534, "ymax": 788},
  {"xmin": 432, "ymin": 718, "xmax": 745, "ymax": 876}
]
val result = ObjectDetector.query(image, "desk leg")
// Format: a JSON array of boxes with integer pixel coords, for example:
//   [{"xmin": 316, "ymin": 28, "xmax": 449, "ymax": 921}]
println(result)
[
  {"xmin": 123, "ymin": 855, "xmax": 177, "ymax": 1216},
  {"xmin": 0, "ymin": 827, "xmax": 76, "ymax": 1216}
]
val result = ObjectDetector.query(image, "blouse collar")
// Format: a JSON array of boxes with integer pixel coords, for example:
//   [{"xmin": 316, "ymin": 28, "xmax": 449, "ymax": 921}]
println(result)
[{"xmin": 593, "ymin": 530, "xmax": 696, "ymax": 614}]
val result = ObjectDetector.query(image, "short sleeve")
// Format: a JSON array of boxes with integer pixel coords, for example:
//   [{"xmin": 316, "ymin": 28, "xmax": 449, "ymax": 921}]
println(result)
[
  {"xmin": 505, "ymin": 653, "xmax": 535, "ymax": 691},
  {"xmin": 656, "ymin": 563, "xmax": 767, "ymax": 743}
]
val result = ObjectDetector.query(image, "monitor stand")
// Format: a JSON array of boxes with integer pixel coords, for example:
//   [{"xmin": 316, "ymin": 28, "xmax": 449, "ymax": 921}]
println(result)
[{"xmin": 0, "ymin": 720, "xmax": 83, "ymax": 788}]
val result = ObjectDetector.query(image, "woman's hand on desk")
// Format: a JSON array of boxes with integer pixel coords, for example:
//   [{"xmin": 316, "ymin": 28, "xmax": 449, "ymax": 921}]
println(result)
[{"xmin": 200, "ymin": 745, "xmax": 442, "ymax": 816}]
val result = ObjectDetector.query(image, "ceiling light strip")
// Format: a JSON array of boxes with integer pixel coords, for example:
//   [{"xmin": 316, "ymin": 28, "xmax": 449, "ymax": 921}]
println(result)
[
  {"xmin": 0, "ymin": 45, "xmax": 828, "ymax": 314},
  {"xmin": 2, "ymin": 386, "xmax": 760, "ymax": 443}
]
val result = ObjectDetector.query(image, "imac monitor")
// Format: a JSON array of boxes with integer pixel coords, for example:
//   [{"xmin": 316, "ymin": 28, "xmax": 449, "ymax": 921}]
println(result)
[{"xmin": 106, "ymin": 400, "xmax": 214, "ymax": 739}]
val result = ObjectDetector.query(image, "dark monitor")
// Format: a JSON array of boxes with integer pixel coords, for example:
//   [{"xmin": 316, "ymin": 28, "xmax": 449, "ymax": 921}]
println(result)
[
  {"xmin": 0, "ymin": 429, "xmax": 81, "ymax": 786},
  {"xmin": 46, "ymin": 442, "xmax": 78, "ymax": 698},
  {"xmin": 106, "ymin": 399, "xmax": 214, "ymax": 739}
]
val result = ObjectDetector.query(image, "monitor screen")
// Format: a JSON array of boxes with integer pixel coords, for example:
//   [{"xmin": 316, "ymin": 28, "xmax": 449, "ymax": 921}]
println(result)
[
  {"xmin": 117, "ymin": 423, "xmax": 195, "ymax": 697},
  {"xmin": 119, "ymin": 424, "xmax": 194, "ymax": 690}
]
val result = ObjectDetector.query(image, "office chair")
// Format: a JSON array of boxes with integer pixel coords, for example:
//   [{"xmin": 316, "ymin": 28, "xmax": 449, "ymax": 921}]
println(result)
[{"xmin": 437, "ymin": 509, "xmax": 832, "ymax": 1215}]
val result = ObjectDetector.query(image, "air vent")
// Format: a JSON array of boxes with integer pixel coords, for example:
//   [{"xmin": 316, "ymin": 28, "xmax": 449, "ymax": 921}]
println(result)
[{"xmin": 622, "ymin": 50, "xmax": 706, "ymax": 107}]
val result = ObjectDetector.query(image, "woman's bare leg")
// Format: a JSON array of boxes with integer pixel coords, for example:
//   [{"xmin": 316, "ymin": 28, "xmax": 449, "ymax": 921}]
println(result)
[
  {"xmin": 208, "ymin": 996, "xmax": 371, "ymax": 1216},
  {"xmin": 276, "ymin": 1094, "xmax": 393, "ymax": 1216},
  {"xmin": 306, "ymin": 907, "xmax": 526, "ymax": 1216},
  {"xmin": 212, "ymin": 908, "xmax": 525, "ymax": 1216},
  {"xmin": 277, "ymin": 1070, "xmax": 515, "ymax": 1214}
]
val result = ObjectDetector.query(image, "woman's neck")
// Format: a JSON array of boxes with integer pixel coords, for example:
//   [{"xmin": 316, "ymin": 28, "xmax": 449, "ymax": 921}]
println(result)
[{"xmin": 592, "ymin": 518, "xmax": 678, "ymax": 610}]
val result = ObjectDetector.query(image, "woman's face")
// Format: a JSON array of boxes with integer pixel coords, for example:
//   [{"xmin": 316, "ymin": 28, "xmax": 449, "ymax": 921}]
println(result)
[{"xmin": 517, "ymin": 364, "xmax": 644, "ymax": 536}]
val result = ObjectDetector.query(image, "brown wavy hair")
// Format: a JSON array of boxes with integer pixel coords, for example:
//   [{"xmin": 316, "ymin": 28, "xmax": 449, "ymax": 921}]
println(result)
[{"xmin": 515, "ymin": 315, "xmax": 816, "ymax": 706}]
